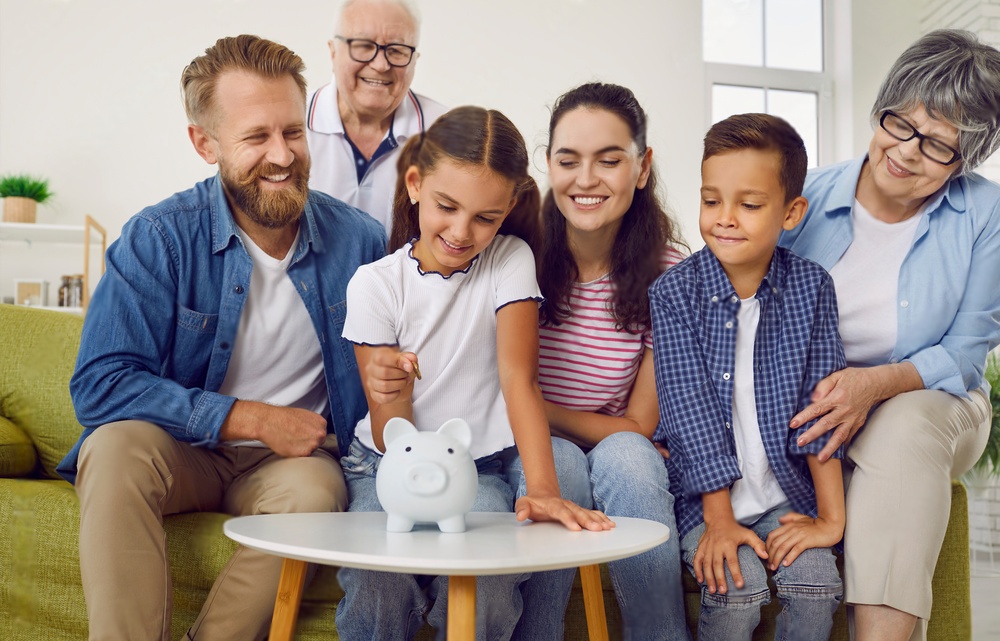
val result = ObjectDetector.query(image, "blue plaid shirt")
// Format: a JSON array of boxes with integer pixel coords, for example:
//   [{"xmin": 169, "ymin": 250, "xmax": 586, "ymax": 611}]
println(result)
[{"xmin": 650, "ymin": 246, "xmax": 846, "ymax": 538}]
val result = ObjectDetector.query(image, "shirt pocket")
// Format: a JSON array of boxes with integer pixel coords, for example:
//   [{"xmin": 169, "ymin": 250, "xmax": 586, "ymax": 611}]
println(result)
[
  {"xmin": 172, "ymin": 304, "xmax": 219, "ymax": 387},
  {"xmin": 328, "ymin": 299, "xmax": 358, "ymax": 372}
]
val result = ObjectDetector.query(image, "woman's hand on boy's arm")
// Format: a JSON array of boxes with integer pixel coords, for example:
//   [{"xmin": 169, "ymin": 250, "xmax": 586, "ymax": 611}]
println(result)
[
  {"xmin": 790, "ymin": 363, "xmax": 923, "ymax": 461},
  {"xmin": 697, "ymin": 489, "xmax": 768, "ymax": 595},
  {"xmin": 514, "ymin": 494, "xmax": 614, "ymax": 532},
  {"xmin": 765, "ymin": 454, "xmax": 845, "ymax": 569}
]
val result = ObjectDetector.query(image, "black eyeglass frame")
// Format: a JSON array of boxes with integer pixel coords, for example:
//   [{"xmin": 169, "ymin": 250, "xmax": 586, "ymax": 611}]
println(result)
[
  {"xmin": 879, "ymin": 110, "xmax": 962, "ymax": 166},
  {"xmin": 334, "ymin": 36, "xmax": 416, "ymax": 68}
]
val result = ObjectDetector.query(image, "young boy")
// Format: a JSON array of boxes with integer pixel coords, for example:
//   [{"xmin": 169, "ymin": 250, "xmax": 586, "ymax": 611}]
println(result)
[{"xmin": 650, "ymin": 113, "xmax": 846, "ymax": 640}]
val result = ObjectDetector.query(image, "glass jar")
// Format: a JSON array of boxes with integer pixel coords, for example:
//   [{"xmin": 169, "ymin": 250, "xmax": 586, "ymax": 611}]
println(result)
[
  {"xmin": 69, "ymin": 275, "xmax": 84, "ymax": 308},
  {"xmin": 58, "ymin": 276, "xmax": 72, "ymax": 307}
]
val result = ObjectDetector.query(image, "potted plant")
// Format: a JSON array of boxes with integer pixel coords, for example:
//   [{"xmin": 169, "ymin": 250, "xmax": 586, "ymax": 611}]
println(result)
[
  {"xmin": 0, "ymin": 174, "xmax": 53, "ymax": 224},
  {"xmin": 964, "ymin": 351, "xmax": 1000, "ymax": 489}
]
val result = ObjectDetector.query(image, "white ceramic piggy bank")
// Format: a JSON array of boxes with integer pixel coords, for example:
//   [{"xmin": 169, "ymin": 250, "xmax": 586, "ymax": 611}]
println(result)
[{"xmin": 376, "ymin": 417, "xmax": 479, "ymax": 533}]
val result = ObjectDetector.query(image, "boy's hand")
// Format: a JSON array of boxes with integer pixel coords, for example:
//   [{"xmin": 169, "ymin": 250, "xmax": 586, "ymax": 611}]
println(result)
[
  {"xmin": 764, "ymin": 511, "xmax": 844, "ymax": 570},
  {"xmin": 514, "ymin": 494, "xmax": 615, "ymax": 532},
  {"xmin": 694, "ymin": 519, "xmax": 768, "ymax": 594},
  {"xmin": 364, "ymin": 347, "xmax": 419, "ymax": 404}
]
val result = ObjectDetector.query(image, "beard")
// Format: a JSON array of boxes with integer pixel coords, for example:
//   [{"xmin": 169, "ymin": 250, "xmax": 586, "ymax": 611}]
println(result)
[{"xmin": 219, "ymin": 155, "xmax": 311, "ymax": 229}]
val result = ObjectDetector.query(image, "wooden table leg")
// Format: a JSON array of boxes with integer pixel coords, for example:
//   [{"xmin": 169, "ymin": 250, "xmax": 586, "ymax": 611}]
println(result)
[
  {"xmin": 579, "ymin": 564, "xmax": 609, "ymax": 641},
  {"xmin": 447, "ymin": 575, "xmax": 477, "ymax": 641},
  {"xmin": 268, "ymin": 558, "xmax": 308, "ymax": 641}
]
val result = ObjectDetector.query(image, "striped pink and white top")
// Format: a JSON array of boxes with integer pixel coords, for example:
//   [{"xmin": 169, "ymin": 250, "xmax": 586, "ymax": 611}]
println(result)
[{"xmin": 538, "ymin": 247, "xmax": 686, "ymax": 417}]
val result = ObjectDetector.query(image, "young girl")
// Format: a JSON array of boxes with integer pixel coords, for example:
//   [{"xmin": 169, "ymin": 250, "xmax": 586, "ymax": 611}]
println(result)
[
  {"xmin": 335, "ymin": 105, "xmax": 612, "ymax": 640},
  {"xmin": 519, "ymin": 83, "xmax": 692, "ymax": 641}
]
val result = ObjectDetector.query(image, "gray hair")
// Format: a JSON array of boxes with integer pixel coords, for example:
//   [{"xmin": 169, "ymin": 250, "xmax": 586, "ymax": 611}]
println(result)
[
  {"xmin": 334, "ymin": 0, "xmax": 422, "ymax": 45},
  {"xmin": 871, "ymin": 29, "xmax": 1000, "ymax": 173}
]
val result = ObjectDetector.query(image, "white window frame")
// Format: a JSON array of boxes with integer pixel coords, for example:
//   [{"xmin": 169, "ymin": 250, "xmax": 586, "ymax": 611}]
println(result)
[{"xmin": 703, "ymin": 0, "xmax": 836, "ymax": 166}]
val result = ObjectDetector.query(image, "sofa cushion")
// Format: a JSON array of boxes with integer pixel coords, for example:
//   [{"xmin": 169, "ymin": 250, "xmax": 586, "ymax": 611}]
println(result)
[
  {"xmin": 0, "ymin": 416, "xmax": 37, "ymax": 477},
  {"xmin": 0, "ymin": 305, "xmax": 85, "ymax": 479}
]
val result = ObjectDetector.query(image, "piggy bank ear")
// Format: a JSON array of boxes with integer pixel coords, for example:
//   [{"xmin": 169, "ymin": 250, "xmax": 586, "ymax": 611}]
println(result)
[
  {"xmin": 437, "ymin": 418, "xmax": 472, "ymax": 451},
  {"xmin": 383, "ymin": 417, "xmax": 417, "ymax": 448}
]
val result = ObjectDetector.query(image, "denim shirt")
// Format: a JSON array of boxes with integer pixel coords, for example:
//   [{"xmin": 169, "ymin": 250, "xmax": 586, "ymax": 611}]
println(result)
[
  {"xmin": 650, "ymin": 247, "xmax": 846, "ymax": 538},
  {"xmin": 780, "ymin": 156, "xmax": 1000, "ymax": 397},
  {"xmin": 57, "ymin": 175, "xmax": 386, "ymax": 483}
]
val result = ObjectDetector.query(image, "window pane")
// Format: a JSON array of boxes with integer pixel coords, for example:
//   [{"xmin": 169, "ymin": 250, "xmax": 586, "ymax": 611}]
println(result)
[
  {"xmin": 767, "ymin": 89, "xmax": 818, "ymax": 167},
  {"xmin": 765, "ymin": 0, "xmax": 823, "ymax": 71},
  {"xmin": 703, "ymin": 0, "xmax": 763, "ymax": 67},
  {"xmin": 712, "ymin": 85, "xmax": 766, "ymax": 124}
]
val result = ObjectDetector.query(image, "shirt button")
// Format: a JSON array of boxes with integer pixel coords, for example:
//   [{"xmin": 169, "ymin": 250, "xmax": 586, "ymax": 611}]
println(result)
[
  {"xmin": 730, "ymin": 296, "xmax": 738, "ymax": 303},
  {"xmin": 725, "ymin": 321, "xmax": 733, "ymax": 329},
  {"xmin": 357, "ymin": 158, "xmax": 364, "ymax": 166},
  {"xmin": 220, "ymin": 342, "xmax": 230, "ymax": 350},
  {"xmin": 723, "ymin": 372, "xmax": 731, "ymax": 381},
  {"xmin": 772, "ymin": 287, "xmax": 778, "ymax": 294},
  {"xmin": 711, "ymin": 296, "xmax": 719, "ymax": 303},
  {"xmin": 725, "ymin": 422, "xmax": 732, "ymax": 430},
  {"xmin": 234, "ymin": 285, "xmax": 244, "ymax": 294},
  {"xmin": 900, "ymin": 300, "xmax": 909, "ymax": 308}
]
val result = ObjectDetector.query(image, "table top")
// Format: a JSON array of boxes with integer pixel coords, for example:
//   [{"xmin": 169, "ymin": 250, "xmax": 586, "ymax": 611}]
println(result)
[{"xmin": 224, "ymin": 512, "xmax": 669, "ymax": 576}]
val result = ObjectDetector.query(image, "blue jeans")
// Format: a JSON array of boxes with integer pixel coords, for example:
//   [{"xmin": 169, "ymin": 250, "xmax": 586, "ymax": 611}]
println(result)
[
  {"xmin": 335, "ymin": 437, "xmax": 593, "ymax": 641},
  {"xmin": 680, "ymin": 506, "xmax": 843, "ymax": 641},
  {"xmin": 515, "ymin": 432, "xmax": 690, "ymax": 641}
]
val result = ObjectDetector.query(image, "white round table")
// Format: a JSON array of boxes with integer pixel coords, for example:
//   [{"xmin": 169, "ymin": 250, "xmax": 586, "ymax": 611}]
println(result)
[{"xmin": 224, "ymin": 511, "xmax": 669, "ymax": 641}]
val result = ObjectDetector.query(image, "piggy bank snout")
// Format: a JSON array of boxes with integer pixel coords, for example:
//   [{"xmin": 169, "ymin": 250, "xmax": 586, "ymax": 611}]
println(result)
[{"xmin": 404, "ymin": 462, "xmax": 448, "ymax": 496}]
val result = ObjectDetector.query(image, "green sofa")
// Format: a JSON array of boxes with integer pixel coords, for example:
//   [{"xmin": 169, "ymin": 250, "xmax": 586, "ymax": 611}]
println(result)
[{"xmin": 0, "ymin": 303, "xmax": 973, "ymax": 640}]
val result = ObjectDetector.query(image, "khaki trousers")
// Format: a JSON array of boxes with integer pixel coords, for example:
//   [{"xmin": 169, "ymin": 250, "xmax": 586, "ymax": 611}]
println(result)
[
  {"xmin": 844, "ymin": 389, "xmax": 990, "ymax": 641},
  {"xmin": 76, "ymin": 420, "xmax": 347, "ymax": 641}
]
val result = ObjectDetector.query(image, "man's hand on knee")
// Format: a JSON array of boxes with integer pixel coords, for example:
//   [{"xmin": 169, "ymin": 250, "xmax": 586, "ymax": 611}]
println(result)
[{"xmin": 221, "ymin": 400, "xmax": 327, "ymax": 457}]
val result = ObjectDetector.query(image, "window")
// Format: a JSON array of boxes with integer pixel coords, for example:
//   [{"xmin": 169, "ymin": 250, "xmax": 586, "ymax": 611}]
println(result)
[{"xmin": 703, "ymin": 0, "xmax": 832, "ymax": 167}]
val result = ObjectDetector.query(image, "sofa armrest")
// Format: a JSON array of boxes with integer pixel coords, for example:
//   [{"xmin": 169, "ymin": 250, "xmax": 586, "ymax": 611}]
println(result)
[{"xmin": 0, "ymin": 415, "xmax": 38, "ymax": 477}]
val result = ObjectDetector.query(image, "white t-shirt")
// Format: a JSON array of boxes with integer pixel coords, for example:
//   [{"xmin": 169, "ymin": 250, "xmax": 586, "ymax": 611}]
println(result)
[
  {"xmin": 306, "ymin": 79, "xmax": 447, "ymax": 233},
  {"xmin": 730, "ymin": 296, "xmax": 789, "ymax": 524},
  {"xmin": 219, "ymin": 227, "xmax": 328, "ymax": 447},
  {"xmin": 342, "ymin": 235, "xmax": 542, "ymax": 459},
  {"xmin": 829, "ymin": 199, "xmax": 924, "ymax": 367}
]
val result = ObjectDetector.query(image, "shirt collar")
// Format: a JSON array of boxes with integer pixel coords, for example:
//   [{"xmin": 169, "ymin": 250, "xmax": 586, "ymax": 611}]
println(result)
[
  {"xmin": 823, "ymin": 154, "xmax": 868, "ymax": 217},
  {"xmin": 694, "ymin": 245, "xmax": 787, "ymax": 303},
  {"xmin": 927, "ymin": 172, "xmax": 966, "ymax": 214},
  {"xmin": 307, "ymin": 76, "xmax": 424, "ymax": 141},
  {"xmin": 210, "ymin": 175, "xmax": 240, "ymax": 254},
  {"xmin": 209, "ymin": 173, "xmax": 323, "ymax": 257},
  {"xmin": 825, "ymin": 153, "xmax": 967, "ymax": 218}
]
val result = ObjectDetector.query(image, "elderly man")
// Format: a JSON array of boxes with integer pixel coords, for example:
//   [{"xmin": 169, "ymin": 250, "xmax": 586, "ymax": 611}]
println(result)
[
  {"xmin": 307, "ymin": 0, "xmax": 447, "ymax": 232},
  {"xmin": 58, "ymin": 35, "xmax": 385, "ymax": 641}
]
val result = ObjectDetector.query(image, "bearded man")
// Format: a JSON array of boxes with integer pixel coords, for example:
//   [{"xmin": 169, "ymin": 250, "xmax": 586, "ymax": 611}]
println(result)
[{"xmin": 58, "ymin": 35, "xmax": 385, "ymax": 641}]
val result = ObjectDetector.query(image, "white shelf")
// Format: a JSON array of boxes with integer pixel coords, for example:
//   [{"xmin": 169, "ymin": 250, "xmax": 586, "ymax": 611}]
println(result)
[
  {"xmin": 0, "ymin": 222, "xmax": 103, "ymax": 245},
  {"xmin": 0, "ymin": 216, "xmax": 107, "ymax": 314},
  {"xmin": 14, "ymin": 305, "xmax": 84, "ymax": 315}
]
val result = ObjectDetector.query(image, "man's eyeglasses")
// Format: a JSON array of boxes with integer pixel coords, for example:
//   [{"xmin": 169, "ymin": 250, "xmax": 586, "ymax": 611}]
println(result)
[
  {"xmin": 335, "ymin": 36, "xmax": 416, "ymax": 68},
  {"xmin": 879, "ymin": 111, "xmax": 961, "ymax": 166}
]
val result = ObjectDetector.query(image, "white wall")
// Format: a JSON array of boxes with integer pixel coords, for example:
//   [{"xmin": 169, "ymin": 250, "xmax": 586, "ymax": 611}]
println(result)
[{"xmin": 0, "ymin": 0, "xmax": 922, "ymax": 303}]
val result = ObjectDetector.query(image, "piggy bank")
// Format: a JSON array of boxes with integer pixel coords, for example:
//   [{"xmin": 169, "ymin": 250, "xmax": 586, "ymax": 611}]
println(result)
[{"xmin": 376, "ymin": 417, "xmax": 479, "ymax": 533}]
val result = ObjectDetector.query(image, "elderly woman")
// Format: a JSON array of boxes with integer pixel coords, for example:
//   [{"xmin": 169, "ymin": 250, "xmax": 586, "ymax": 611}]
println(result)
[{"xmin": 779, "ymin": 29, "xmax": 1000, "ymax": 641}]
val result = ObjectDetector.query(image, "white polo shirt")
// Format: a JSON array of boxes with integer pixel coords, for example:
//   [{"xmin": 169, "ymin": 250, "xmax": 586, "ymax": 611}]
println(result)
[{"xmin": 306, "ymin": 78, "xmax": 447, "ymax": 233}]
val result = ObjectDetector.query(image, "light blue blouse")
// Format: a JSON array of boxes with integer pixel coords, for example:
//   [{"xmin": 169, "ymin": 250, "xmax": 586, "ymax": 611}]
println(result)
[{"xmin": 779, "ymin": 155, "xmax": 1000, "ymax": 397}]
